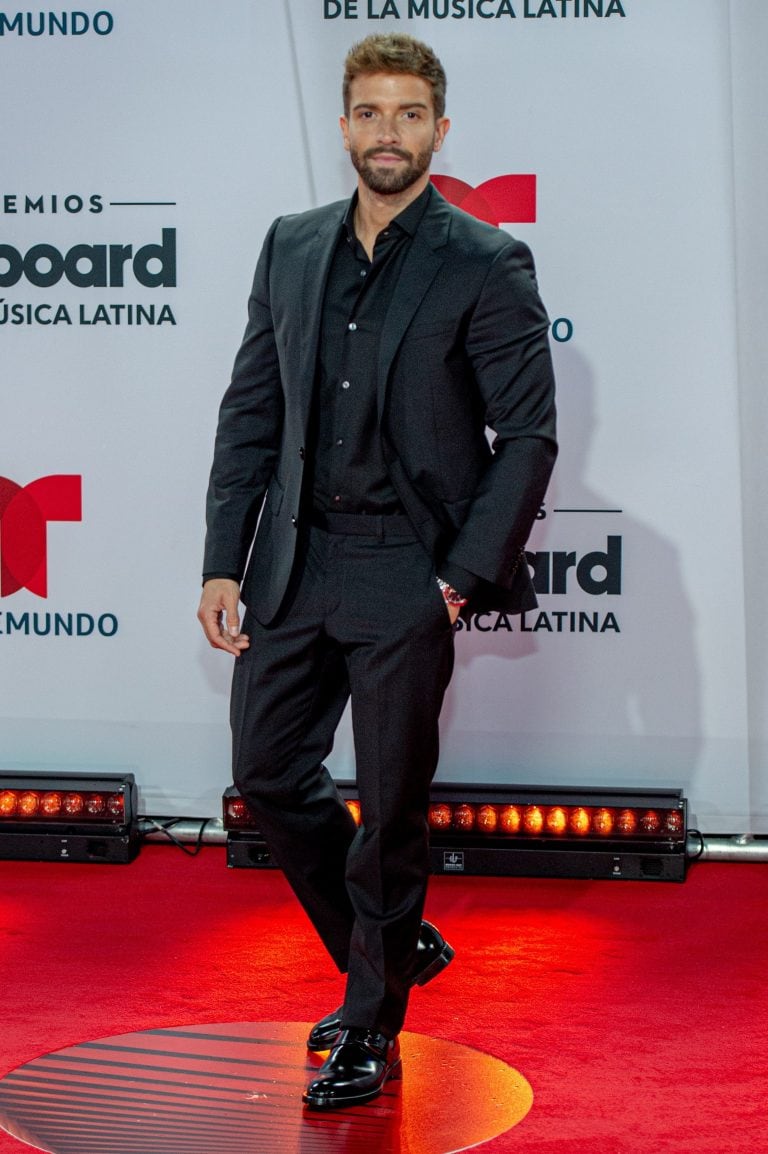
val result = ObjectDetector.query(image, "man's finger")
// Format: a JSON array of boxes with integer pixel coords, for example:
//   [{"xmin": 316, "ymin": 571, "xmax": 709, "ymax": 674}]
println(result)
[
  {"xmin": 203, "ymin": 611, "xmax": 232, "ymax": 649},
  {"xmin": 198, "ymin": 604, "xmax": 235, "ymax": 653}
]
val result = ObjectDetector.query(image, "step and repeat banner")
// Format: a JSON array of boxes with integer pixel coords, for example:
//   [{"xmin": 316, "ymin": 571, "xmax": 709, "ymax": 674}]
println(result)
[{"xmin": 1, "ymin": 1, "xmax": 760, "ymax": 831}]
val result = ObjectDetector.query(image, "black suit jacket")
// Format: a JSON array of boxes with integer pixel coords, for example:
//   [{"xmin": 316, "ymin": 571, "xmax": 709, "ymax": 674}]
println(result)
[{"xmin": 204, "ymin": 187, "xmax": 557, "ymax": 625}]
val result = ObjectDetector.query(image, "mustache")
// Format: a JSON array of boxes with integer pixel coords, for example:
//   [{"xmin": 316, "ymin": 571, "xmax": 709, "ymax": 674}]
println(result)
[{"xmin": 364, "ymin": 147, "xmax": 412, "ymax": 162}]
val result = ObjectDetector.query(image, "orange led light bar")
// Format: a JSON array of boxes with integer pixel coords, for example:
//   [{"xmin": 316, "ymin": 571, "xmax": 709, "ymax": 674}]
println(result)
[
  {"xmin": 426, "ymin": 800, "xmax": 684, "ymax": 841},
  {"xmin": 223, "ymin": 791, "xmax": 363, "ymax": 830},
  {"xmin": 345, "ymin": 799, "xmax": 362, "ymax": 827},
  {"xmin": 0, "ymin": 788, "xmax": 126, "ymax": 823},
  {"xmin": 225, "ymin": 796, "xmax": 250, "ymax": 825},
  {"xmin": 224, "ymin": 785, "xmax": 685, "ymax": 842}
]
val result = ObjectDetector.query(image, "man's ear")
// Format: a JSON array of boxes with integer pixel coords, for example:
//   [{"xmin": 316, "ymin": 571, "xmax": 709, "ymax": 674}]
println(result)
[{"xmin": 433, "ymin": 117, "xmax": 451, "ymax": 153}]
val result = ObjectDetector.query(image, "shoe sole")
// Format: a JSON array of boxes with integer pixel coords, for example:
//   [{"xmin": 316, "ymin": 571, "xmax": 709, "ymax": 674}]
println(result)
[{"xmin": 302, "ymin": 1058, "xmax": 402, "ymax": 1109}]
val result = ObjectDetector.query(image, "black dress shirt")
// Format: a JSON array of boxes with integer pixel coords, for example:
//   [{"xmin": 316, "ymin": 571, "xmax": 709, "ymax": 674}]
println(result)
[{"xmin": 310, "ymin": 185, "xmax": 432, "ymax": 515}]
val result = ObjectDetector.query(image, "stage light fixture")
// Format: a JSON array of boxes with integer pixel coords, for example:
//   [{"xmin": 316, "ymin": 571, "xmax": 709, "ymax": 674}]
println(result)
[
  {"xmin": 222, "ymin": 784, "xmax": 363, "ymax": 869},
  {"xmin": 0, "ymin": 772, "xmax": 139, "ymax": 863},
  {"xmin": 223, "ymin": 781, "xmax": 688, "ymax": 880},
  {"xmin": 425, "ymin": 783, "xmax": 688, "ymax": 881}
]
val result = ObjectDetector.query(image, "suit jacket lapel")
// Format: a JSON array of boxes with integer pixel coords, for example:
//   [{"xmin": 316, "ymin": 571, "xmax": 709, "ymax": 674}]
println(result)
[
  {"xmin": 376, "ymin": 188, "xmax": 452, "ymax": 417},
  {"xmin": 298, "ymin": 204, "xmax": 346, "ymax": 422}
]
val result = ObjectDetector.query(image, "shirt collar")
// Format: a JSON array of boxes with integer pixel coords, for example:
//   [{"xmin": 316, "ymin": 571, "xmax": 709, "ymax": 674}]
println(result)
[{"xmin": 342, "ymin": 182, "xmax": 433, "ymax": 243}]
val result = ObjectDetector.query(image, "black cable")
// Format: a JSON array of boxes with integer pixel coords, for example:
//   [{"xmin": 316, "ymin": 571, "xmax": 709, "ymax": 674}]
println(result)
[{"xmin": 138, "ymin": 817, "xmax": 212, "ymax": 856}]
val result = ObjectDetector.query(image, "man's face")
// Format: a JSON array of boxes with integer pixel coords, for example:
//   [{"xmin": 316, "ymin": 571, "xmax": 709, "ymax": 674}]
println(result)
[{"xmin": 340, "ymin": 72, "xmax": 449, "ymax": 197}]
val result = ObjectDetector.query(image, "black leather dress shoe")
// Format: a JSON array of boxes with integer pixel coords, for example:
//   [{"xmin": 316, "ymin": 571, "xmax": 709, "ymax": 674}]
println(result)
[
  {"xmin": 410, "ymin": 919, "xmax": 456, "ymax": 987},
  {"xmin": 303, "ymin": 1028, "xmax": 401, "ymax": 1109},
  {"xmin": 306, "ymin": 919, "xmax": 454, "ymax": 1051}
]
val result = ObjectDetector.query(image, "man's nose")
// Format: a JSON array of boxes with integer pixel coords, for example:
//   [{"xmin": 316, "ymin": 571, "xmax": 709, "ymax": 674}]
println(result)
[{"xmin": 377, "ymin": 117, "xmax": 400, "ymax": 143}]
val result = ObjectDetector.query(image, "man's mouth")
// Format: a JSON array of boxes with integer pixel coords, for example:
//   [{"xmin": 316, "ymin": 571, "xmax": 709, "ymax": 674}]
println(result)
[{"xmin": 368, "ymin": 150, "xmax": 409, "ymax": 163}]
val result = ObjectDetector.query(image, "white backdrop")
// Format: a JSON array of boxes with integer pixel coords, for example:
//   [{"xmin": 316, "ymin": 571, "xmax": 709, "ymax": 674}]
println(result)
[{"xmin": 0, "ymin": 0, "xmax": 763, "ymax": 833}]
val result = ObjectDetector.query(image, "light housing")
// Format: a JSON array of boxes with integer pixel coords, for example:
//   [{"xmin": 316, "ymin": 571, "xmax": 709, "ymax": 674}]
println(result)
[
  {"xmin": 223, "ymin": 783, "xmax": 362, "ymax": 869},
  {"xmin": 223, "ymin": 781, "xmax": 688, "ymax": 880},
  {"xmin": 0, "ymin": 772, "xmax": 139, "ymax": 863},
  {"xmin": 425, "ymin": 783, "xmax": 688, "ymax": 881}
]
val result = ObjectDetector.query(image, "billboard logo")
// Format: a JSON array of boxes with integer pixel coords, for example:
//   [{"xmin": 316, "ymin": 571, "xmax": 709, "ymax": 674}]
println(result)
[
  {"xmin": 0, "ymin": 229, "xmax": 176, "ymax": 289},
  {"xmin": 0, "ymin": 475, "xmax": 82, "ymax": 597},
  {"xmin": 431, "ymin": 174, "xmax": 536, "ymax": 225}
]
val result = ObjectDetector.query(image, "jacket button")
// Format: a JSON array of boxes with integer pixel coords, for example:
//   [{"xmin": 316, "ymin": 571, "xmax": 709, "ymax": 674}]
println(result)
[
  {"xmin": 291, "ymin": 516, "xmax": 298, "ymax": 527},
  {"xmin": 299, "ymin": 447, "xmax": 305, "ymax": 460}
]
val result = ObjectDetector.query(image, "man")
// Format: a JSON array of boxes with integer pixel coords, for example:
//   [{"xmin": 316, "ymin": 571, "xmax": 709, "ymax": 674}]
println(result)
[{"xmin": 198, "ymin": 33, "xmax": 556, "ymax": 1109}]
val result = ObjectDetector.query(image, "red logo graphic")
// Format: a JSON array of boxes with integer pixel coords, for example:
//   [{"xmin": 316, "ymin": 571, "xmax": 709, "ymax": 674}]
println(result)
[
  {"xmin": 0, "ymin": 475, "xmax": 82, "ymax": 598},
  {"xmin": 431, "ymin": 174, "xmax": 536, "ymax": 226}
]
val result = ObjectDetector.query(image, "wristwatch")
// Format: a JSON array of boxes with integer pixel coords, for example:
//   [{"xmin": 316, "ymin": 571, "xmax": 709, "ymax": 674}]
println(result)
[{"xmin": 436, "ymin": 578, "xmax": 468, "ymax": 608}]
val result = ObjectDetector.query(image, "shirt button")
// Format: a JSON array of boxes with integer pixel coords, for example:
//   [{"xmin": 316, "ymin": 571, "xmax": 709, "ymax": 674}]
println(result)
[
  {"xmin": 336, "ymin": 438, "xmax": 344, "ymax": 446},
  {"xmin": 333, "ymin": 495, "xmax": 341, "ymax": 503},
  {"xmin": 348, "ymin": 322, "xmax": 357, "ymax": 332},
  {"xmin": 341, "ymin": 380, "xmax": 351, "ymax": 390}
]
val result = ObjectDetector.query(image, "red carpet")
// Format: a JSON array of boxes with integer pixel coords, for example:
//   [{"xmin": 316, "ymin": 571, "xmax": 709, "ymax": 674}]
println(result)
[{"xmin": 0, "ymin": 847, "xmax": 766, "ymax": 1153}]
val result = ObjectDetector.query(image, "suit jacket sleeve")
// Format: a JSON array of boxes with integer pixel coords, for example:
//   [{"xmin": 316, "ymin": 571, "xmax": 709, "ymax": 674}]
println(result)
[
  {"xmin": 444, "ymin": 237, "xmax": 557, "ymax": 589},
  {"xmin": 203, "ymin": 219, "xmax": 284, "ymax": 581}
]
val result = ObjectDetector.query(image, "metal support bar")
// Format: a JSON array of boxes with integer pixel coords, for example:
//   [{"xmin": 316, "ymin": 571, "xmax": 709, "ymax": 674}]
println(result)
[
  {"xmin": 691, "ymin": 834, "xmax": 768, "ymax": 862},
  {"xmin": 140, "ymin": 819, "xmax": 768, "ymax": 862},
  {"xmin": 140, "ymin": 818, "xmax": 226, "ymax": 845}
]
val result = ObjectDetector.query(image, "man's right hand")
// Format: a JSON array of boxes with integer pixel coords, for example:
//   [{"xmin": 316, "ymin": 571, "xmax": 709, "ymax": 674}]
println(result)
[{"xmin": 197, "ymin": 579, "xmax": 250, "ymax": 656}]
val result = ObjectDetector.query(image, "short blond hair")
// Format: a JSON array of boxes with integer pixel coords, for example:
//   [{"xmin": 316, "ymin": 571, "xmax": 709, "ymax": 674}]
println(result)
[{"xmin": 343, "ymin": 33, "xmax": 447, "ymax": 119}]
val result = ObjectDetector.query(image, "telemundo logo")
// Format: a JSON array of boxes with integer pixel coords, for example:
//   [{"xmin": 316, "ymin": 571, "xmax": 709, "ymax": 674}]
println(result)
[
  {"xmin": 0, "ymin": 11, "xmax": 114, "ymax": 36},
  {"xmin": 0, "ymin": 474, "xmax": 119, "ymax": 640},
  {"xmin": 0, "ymin": 611, "xmax": 118, "ymax": 637}
]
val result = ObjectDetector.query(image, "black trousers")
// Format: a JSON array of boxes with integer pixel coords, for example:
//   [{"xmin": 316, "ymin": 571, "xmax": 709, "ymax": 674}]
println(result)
[{"xmin": 230, "ymin": 518, "xmax": 455, "ymax": 1037}]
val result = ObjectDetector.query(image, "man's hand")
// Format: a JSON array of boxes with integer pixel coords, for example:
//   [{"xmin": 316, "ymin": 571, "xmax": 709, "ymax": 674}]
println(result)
[{"xmin": 197, "ymin": 579, "xmax": 250, "ymax": 656}]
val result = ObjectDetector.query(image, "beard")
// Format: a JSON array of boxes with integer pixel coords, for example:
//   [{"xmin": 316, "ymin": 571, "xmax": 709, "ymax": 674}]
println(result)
[{"xmin": 350, "ymin": 142, "xmax": 434, "ymax": 196}]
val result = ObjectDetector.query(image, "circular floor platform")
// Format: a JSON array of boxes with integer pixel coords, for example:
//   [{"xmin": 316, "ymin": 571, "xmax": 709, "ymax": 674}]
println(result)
[{"xmin": 0, "ymin": 1022, "xmax": 532, "ymax": 1154}]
